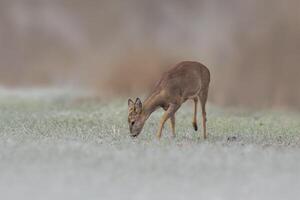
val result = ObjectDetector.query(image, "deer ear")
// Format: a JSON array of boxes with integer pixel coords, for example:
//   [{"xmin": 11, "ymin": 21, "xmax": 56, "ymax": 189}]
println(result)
[
  {"xmin": 135, "ymin": 98, "xmax": 142, "ymax": 113},
  {"xmin": 128, "ymin": 98, "xmax": 135, "ymax": 108}
]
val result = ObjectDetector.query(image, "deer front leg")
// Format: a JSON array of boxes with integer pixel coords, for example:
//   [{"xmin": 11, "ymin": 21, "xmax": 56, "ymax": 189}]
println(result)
[
  {"xmin": 156, "ymin": 104, "xmax": 179, "ymax": 139},
  {"xmin": 169, "ymin": 115, "xmax": 176, "ymax": 138}
]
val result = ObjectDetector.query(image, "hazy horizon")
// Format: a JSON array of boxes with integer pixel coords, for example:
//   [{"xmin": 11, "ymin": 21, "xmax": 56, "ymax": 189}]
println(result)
[{"xmin": 1, "ymin": 0, "xmax": 299, "ymax": 109}]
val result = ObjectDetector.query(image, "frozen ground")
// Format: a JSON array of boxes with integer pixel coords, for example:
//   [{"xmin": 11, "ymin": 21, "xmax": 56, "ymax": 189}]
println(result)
[{"xmin": 0, "ymin": 88, "xmax": 300, "ymax": 200}]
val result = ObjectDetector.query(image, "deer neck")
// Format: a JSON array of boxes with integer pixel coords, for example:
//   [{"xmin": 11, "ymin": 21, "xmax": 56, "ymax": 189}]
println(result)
[{"xmin": 142, "ymin": 92, "xmax": 161, "ymax": 120}]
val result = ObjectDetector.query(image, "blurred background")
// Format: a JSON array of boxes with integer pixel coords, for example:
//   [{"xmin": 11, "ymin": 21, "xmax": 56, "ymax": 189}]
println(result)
[{"xmin": 0, "ymin": 0, "xmax": 299, "ymax": 109}]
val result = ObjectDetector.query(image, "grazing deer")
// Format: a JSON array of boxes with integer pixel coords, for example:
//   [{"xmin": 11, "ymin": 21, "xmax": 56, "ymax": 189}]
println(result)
[{"xmin": 128, "ymin": 61, "xmax": 210, "ymax": 139}]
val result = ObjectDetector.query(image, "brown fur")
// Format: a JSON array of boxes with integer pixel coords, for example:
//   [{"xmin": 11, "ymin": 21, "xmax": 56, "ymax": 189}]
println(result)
[{"xmin": 128, "ymin": 61, "xmax": 210, "ymax": 139}]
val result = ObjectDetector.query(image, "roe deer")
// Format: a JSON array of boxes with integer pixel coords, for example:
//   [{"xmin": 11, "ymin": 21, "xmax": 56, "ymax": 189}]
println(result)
[{"xmin": 128, "ymin": 61, "xmax": 210, "ymax": 139}]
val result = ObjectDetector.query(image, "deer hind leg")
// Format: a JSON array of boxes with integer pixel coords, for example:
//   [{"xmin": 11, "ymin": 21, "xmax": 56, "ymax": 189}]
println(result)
[
  {"xmin": 199, "ymin": 89, "xmax": 208, "ymax": 139},
  {"xmin": 192, "ymin": 97, "xmax": 198, "ymax": 131},
  {"xmin": 169, "ymin": 115, "xmax": 176, "ymax": 138},
  {"xmin": 157, "ymin": 104, "xmax": 179, "ymax": 139}
]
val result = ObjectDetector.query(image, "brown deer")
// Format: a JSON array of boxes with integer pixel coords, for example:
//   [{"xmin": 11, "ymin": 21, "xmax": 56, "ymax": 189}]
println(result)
[{"xmin": 128, "ymin": 61, "xmax": 210, "ymax": 139}]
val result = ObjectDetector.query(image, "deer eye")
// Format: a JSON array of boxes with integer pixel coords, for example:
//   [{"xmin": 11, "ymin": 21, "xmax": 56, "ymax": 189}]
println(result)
[{"xmin": 131, "ymin": 121, "xmax": 135, "ymax": 126}]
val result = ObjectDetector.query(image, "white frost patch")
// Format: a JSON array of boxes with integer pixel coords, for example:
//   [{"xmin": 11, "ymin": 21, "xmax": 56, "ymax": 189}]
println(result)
[
  {"xmin": 0, "ymin": 88, "xmax": 299, "ymax": 200},
  {"xmin": 0, "ymin": 86, "xmax": 93, "ymax": 100},
  {"xmin": 0, "ymin": 142, "xmax": 300, "ymax": 200}
]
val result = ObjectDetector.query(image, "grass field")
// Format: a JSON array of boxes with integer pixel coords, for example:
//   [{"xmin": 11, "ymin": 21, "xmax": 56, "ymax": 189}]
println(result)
[{"xmin": 0, "ymin": 88, "xmax": 300, "ymax": 200}]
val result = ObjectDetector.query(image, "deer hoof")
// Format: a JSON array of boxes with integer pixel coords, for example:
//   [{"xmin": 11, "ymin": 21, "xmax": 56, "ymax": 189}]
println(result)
[{"xmin": 193, "ymin": 123, "xmax": 198, "ymax": 131}]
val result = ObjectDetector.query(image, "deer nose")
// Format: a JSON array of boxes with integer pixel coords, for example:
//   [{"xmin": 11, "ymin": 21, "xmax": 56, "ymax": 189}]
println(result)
[{"xmin": 131, "ymin": 134, "xmax": 138, "ymax": 138}]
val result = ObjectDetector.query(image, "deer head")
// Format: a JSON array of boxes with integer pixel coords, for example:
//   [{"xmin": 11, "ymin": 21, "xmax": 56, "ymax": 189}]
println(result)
[{"xmin": 127, "ymin": 98, "xmax": 146, "ymax": 137}]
